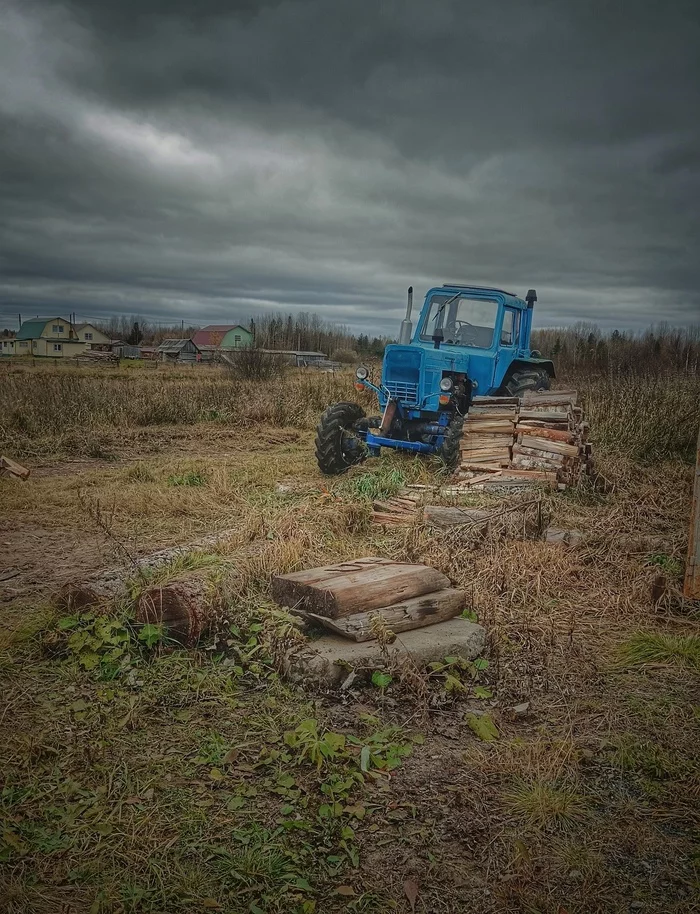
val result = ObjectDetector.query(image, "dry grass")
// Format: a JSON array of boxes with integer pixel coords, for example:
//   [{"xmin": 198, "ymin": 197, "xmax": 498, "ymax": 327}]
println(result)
[{"xmin": 0, "ymin": 362, "xmax": 698, "ymax": 913}]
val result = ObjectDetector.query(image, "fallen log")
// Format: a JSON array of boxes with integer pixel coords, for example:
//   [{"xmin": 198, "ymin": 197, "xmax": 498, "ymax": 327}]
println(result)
[
  {"xmin": 272, "ymin": 559, "xmax": 450, "ymax": 619},
  {"xmin": 423, "ymin": 505, "xmax": 492, "ymax": 527},
  {"xmin": 55, "ymin": 529, "xmax": 239, "ymax": 612},
  {"xmin": 0, "ymin": 456, "xmax": 30, "ymax": 480},
  {"xmin": 301, "ymin": 588, "xmax": 466, "ymax": 641},
  {"xmin": 136, "ymin": 572, "xmax": 220, "ymax": 646}
]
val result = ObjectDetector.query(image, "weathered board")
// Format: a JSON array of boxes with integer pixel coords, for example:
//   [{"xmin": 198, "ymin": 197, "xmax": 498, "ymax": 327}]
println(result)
[
  {"xmin": 301, "ymin": 588, "xmax": 466, "ymax": 641},
  {"xmin": 271, "ymin": 558, "xmax": 451, "ymax": 620}
]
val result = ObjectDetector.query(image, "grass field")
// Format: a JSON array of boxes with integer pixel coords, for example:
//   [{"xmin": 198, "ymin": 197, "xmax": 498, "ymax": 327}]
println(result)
[{"xmin": 1, "ymin": 361, "xmax": 699, "ymax": 913}]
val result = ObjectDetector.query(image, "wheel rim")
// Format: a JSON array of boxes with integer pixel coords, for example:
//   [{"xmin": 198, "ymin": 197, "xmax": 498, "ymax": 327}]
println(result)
[{"xmin": 339, "ymin": 426, "xmax": 364, "ymax": 464}]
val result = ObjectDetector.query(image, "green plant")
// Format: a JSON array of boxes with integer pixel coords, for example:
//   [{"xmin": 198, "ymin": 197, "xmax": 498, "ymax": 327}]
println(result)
[
  {"xmin": 283, "ymin": 719, "xmax": 347, "ymax": 770},
  {"xmin": 617, "ymin": 632, "xmax": 700, "ymax": 671},
  {"xmin": 504, "ymin": 780, "xmax": 587, "ymax": 830},
  {"xmin": 167, "ymin": 470, "xmax": 207, "ymax": 487},
  {"xmin": 648, "ymin": 553, "xmax": 683, "ymax": 575},
  {"xmin": 339, "ymin": 468, "xmax": 405, "ymax": 502}
]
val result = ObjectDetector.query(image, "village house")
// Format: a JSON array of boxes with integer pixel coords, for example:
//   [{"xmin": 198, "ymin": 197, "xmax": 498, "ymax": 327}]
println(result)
[
  {"xmin": 191, "ymin": 324, "xmax": 253, "ymax": 361},
  {"xmin": 3, "ymin": 317, "xmax": 87, "ymax": 358},
  {"xmin": 75, "ymin": 323, "xmax": 113, "ymax": 350}
]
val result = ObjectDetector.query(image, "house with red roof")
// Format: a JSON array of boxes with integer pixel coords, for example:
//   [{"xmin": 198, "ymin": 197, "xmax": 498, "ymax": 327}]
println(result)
[{"xmin": 191, "ymin": 324, "xmax": 252, "ymax": 358}]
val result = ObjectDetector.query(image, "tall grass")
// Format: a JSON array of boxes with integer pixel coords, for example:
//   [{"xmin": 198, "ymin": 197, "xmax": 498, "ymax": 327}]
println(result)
[
  {"xmin": 576, "ymin": 373, "xmax": 700, "ymax": 463},
  {"xmin": 2, "ymin": 361, "xmax": 698, "ymax": 463},
  {"xmin": 0, "ymin": 364, "xmax": 373, "ymax": 456}
]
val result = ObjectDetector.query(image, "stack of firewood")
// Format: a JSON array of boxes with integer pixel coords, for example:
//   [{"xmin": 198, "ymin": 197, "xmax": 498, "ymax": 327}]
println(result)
[
  {"xmin": 513, "ymin": 390, "xmax": 592, "ymax": 485},
  {"xmin": 460, "ymin": 397, "xmax": 519, "ymax": 469},
  {"xmin": 457, "ymin": 390, "xmax": 593, "ymax": 487}
]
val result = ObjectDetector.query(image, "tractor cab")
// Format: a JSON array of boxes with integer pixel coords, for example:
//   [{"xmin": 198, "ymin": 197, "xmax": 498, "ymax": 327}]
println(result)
[
  {"xmin": 315, "ymin": 283, "xmax": 555, "ymax": 475},
  {"xmin": 381, "ymin": 284, "xmax": 540, "ymax": 418}
]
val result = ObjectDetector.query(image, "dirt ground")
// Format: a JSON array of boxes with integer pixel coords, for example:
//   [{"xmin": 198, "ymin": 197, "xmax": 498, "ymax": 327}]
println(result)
[{"xmin": 1, "ymin": 421, "xmax": 698, "ymax": 914}]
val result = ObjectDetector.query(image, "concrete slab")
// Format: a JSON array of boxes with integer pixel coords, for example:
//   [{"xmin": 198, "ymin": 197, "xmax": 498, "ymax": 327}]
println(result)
[{"xmin": 285, "ymin": 618, "xmax": 487, "ymax": 687}]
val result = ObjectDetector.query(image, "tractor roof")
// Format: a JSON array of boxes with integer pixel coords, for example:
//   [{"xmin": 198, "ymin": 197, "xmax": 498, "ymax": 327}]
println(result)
[{"xmin": 441, "ymin": 283, "xmax": 517, "ymax": 297}]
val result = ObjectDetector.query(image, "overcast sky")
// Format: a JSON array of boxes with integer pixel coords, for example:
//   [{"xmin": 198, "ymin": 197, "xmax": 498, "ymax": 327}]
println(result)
[{"xmin": 1, "ymin": 0, "xmax": 699, "ymax": 336}]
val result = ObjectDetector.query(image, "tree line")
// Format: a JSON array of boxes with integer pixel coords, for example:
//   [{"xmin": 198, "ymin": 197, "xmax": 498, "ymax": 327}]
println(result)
[{"xmin": 532, "ymin": 322, "xmax": 700, "ymax": 377}]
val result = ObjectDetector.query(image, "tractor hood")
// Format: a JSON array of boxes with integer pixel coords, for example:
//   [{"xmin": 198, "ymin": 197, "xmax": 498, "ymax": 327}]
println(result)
[{"xmin": 381, "ymin": 343, "xmax": 469, "ymax": 410}]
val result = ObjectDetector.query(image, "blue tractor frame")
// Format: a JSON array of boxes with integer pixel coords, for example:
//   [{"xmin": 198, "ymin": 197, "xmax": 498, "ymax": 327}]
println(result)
[{"xmin": 315, "ymin": 283, "xmax": 555, "ymax": 475}]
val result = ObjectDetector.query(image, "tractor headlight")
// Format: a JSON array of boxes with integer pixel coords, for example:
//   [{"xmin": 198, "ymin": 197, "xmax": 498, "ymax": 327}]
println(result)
[
  {"xmin": 355, "ymin": 366, "xmax": 369, "ymax": 381},
  {"xmin": 439, "ymin": 377, "xmax": 453, "ymax": 392}
]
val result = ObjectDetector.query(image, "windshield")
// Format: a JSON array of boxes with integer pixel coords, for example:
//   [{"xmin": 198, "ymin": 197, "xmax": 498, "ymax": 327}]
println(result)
[{"xmin": 420, "ymin": 294, "xmax": 498, "ymax": 348}]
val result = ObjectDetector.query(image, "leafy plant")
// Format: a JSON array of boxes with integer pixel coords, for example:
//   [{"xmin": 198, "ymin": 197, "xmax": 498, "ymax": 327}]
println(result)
[
  {"xmin": 465, "ymin": 712, "xmax": 499, "ymax": 742},
  {"xmin": 283, "ymin": 719, "xmax": 347, "ymax": 770},
  {"xmin": 371, "ymin": 670, "xmax": 392, "ymax": 690}
]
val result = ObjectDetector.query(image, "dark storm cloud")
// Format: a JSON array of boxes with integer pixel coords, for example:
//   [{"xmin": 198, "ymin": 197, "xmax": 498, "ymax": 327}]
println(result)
[{"xmin": 1, "ymin": 0, "xmax": 699, "ymax": 334}]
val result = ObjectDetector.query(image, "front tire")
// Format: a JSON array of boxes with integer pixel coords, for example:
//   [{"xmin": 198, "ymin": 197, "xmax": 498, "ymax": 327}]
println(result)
[
  {"xmin": 437, "ymin": 414, "xmax": 464, "ymax": 472},
  {"xmin": 315, "ymin": 402, "xmax": 367, "ymax": 475}
]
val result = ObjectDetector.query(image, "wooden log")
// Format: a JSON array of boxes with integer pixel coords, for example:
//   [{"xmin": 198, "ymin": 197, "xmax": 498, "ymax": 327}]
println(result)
[
  {"xmin": 512, "ymin": 454, "xmax": 564, "ymax": 471},
  {"xmin": 301, "ymin": 588, "xmax": 466, "ymax": 641},
  {"xmin": 424, "ymin": 505, "xmax": 491, "ymax": 527},
  {"xmin": 472, "ymin": 396, "xmax": 520, "ymax": 405},
  {"xmin": 464, "ymin": 421, "xmax": 515, "ymax": 433},
  {"xmin": 271, "ymin": 559, "xmax": 451, "ymax": 619},
  {"xmin": 515, "ymin": 436, "xmax": 579, "ymax": 458},
  {"xmin": 136, "ymin": 573, "xmax": 218, "ymax": 646},
  {"xmin": 545, "ymin": 527, "xmax": 584, "ymax": 546},
  {"xmin": 513, "ymin": 444, "xmax": 566, "ymax": 464},
  {"xmin": 518, "ymin": 410, "xmax": 571, "ymax": 423},
  {"xmin": 0, "ymin": 456, "xmax": 30, "ymax": 480},
  {"xmin": 516, "ymin": 425, "xmax": 576, "ymax": 444},
  {"xmin": 55, "ymin": 529, "xmax": 240, "ymax": 612}
]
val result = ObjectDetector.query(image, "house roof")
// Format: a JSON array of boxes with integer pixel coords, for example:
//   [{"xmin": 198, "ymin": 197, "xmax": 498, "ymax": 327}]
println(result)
[
  {"xmin": 158, "ymin": 338, "xmax": 198, "ymax": 352},
  {"xmin": 191, "ymin": 324, "xmax": 249, "ymax": 347},
  {"xmin": 76, "ymin": 323, "xmax": 106, "ymax": 333},
  {"xmin": 16, "ymin": 318, "xmax": 52, "ymax": 340}
]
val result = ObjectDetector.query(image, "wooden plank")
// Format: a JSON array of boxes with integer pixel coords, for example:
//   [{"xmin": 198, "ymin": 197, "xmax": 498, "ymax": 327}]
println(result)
[
  {"xmin": 0, "ymin": 456, "xmax": 30, "ymax": 480},
  {"xmin": 271, "ymin": 560, "xmax": 451, "ymax": 619},
  {"xmin": 684, "ymin": 423, "xmax": 700, "ymax": 599},
  {"xmin": 301, "ymin": 588, "xmax": 466, "ymax": 641}
]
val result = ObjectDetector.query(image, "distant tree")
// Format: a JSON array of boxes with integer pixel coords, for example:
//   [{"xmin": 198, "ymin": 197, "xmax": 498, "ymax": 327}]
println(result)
[{"xmin": 127, "ymin": 321, "xmax": 143, "ymax": 345}]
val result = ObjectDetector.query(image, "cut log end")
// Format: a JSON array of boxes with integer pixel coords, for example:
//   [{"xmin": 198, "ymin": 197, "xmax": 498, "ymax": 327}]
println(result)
[{"xmin": 136, "ymin": 582, "xmax": 210, "ymax": 647}]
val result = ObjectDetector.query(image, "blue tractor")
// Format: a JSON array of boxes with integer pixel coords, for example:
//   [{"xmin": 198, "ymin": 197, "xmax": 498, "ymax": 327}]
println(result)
[{"xmin": 315, "ymin": 283, "xmax": 555, "ymax": 475}]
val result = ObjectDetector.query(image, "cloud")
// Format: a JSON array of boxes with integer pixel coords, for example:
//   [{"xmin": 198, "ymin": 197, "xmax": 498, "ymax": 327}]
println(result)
[{"xmin": 1, "ymin": 0, "xmax": 699, "ymax": 335}]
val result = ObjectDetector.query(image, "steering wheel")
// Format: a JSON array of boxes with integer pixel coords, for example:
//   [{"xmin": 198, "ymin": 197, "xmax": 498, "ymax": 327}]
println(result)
[{"xmin": 454, "ymin": 320, "xmax": 477, "ymax": 345}]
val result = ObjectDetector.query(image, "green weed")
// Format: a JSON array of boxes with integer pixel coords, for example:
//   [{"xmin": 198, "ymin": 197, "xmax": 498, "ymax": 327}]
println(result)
[
  {"xmin": 503, "ymin": 780, "xmax": 588, "ymax": 830},
  {"xmin": 617, "ymin": 632, "xmax": 700, "ymax": 671}
]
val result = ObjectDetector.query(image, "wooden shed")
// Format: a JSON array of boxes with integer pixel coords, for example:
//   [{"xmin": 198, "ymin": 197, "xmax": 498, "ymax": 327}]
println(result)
[{"xmin": 157, "ymin": 339, "xmax": 200, "ymax": 363}]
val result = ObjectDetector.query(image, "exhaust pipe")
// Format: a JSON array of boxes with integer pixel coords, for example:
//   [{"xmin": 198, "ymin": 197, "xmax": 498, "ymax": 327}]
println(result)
[{"xmin": 398, "ymin": 286, "xmax": 413, "ymax": 345}]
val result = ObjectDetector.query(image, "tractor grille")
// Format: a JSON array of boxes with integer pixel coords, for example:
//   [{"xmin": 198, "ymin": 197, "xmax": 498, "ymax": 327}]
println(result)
[{"xmin": 385, "ymin": 381, "xmax": 419, "ymax": 405}]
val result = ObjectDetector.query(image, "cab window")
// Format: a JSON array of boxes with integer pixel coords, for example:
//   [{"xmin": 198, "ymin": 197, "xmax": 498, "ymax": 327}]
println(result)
[{"xmin": 500, "ymin": 309, "xmax": 517, "ymax": 346}]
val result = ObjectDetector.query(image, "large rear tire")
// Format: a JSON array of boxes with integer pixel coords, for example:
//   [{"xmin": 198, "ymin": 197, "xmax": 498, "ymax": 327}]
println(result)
[
  {"xmin": 315, "ymin": 402, "xmax": 367, "ymax": 475},
  {"xmin": 504, "ymin": 368, "xmax": 551, "ymax": 397},
  {"xmin": 437, "ymin": 414, "xmax": 464, "ymax": 472}
]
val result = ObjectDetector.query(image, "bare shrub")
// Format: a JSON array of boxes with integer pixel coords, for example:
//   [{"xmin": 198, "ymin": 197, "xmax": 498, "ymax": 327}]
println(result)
[
  {"xmin": 224, "ymin": 347, "xmax": 288, "ymax": 381},
  {"xmin": 332, "ymin": 348, "xmax": 359, "ymax": 364}
]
